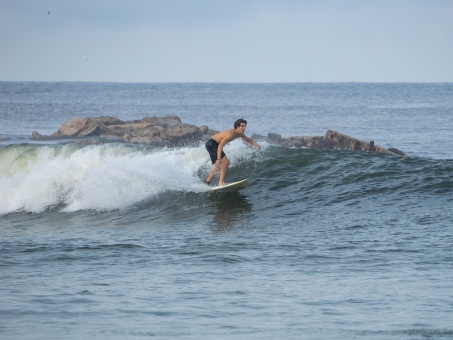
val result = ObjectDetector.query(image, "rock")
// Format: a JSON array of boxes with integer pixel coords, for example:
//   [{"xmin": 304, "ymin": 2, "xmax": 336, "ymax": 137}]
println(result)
[
  {"xmin": 323, "ymin": 130, "xmax": 371, "ymax": 151},
  {"xmin": 281, "ymin": 136, "xmax": 306, "ymax": 148},
  {"xmin": 52, "ymin": 117, "xmax": 110, "ymax": 138},
  {"xmin": 31, "ymin": 115, "xmax": 407, "ymax": 156},
  {"xmin": 108, "ymin": 121, "xmax": 154, "ymax": 137},
  {"xmin": 388, "ymin": 148, "xmax": 407, "ymax": 157},
  {"xmin": 129, "ymin": 136, "xmax": 164, "ymax": 146},
  {"xmin": 142, "ymin": 115, "xmax": 182, "ymax": 127},
  {"xmin": 32, "ymin": 131, "xmax": 43, "ymax": 139},
  {"xmin": 160, "ymin": 124, "xmax": 201, "ymax": 146},
  {"xmin": 94, "ymin": 116, "xmax": 125, "ymax": 126},
  {"xmin": 268, "ymin": 133, "xmax": 283, "ymax": 144},
  {"xmin": 322, "ymin": 130, "xmax": 401, "ymax": 155},
  {"xmin": 282, "ymin": 136, "xmax": 325, "ymax": 149},
  {"xmin": 248, "ymin": 134, "xmax": 265, "ymax": 142},
  {"xmin": 276, "ymin": 130, "xmax": 407, "ymax": 156}
]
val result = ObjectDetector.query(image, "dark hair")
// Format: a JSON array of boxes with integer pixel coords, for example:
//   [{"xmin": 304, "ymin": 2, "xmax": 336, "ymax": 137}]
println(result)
[{"xmin": 234, "ymin": 118, "xmax": 247, "ymax": 129}]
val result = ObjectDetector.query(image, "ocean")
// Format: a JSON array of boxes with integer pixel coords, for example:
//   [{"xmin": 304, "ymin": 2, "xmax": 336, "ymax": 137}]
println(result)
[{"xmin": 1, "ymin": 82, "xmax": 452, "ymax": 339}]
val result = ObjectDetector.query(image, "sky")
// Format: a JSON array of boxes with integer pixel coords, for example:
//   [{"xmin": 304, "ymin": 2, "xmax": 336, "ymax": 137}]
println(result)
[{"xmin": 1, "ymin": 0, "xmax": 452, "ymax": 82}]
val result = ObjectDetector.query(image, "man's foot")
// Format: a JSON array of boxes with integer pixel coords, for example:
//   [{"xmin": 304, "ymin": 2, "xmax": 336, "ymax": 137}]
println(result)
[{"xmin": 203, "ymin": 180, "xmax": 211, "ymax": 186}]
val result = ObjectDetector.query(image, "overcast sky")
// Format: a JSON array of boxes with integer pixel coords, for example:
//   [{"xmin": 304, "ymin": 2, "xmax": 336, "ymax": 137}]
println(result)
[{"xmin": 1, "ymin": 0, "xmax": 452, "ymax": 82}]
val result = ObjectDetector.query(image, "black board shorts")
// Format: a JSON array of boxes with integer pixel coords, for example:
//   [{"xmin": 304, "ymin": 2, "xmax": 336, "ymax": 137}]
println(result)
[{"xmin": 205, "ymin": 138, "xmax": 225, "ymax": 164}]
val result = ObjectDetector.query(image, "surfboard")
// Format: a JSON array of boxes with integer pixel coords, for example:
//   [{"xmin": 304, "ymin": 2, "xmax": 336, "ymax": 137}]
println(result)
[{"xmin": 210, "ymin": 178, "xmax": 249, "ymax": 192}]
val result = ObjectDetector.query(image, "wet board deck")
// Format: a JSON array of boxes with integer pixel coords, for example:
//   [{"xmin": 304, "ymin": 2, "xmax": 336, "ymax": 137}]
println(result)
[{"xmin": 211, "ymin": 178, "xmax": 249, "ymax": 192}]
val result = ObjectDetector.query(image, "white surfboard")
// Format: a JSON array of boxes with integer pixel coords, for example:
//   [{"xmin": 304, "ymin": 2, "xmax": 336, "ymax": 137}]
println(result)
[{"xmin": 211, "ymin": 178, "xmax": 249, "ymax": 192}]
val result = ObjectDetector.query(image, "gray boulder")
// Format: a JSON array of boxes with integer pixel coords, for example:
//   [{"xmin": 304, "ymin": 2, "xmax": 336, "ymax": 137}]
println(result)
[{"xmin": 31, "ymin": 115, "xmax": 407, "ymax": 156}]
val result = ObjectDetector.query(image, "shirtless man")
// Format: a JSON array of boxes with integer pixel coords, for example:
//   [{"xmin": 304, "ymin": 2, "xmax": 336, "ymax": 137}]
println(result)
[{"xmin": 205, "ymin": 118, "xmax": 261, "ymax": 186}]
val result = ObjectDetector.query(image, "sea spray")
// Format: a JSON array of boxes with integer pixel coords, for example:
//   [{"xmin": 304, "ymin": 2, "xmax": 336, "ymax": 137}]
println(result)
[{"xmin": 0, "ymin": 140, "xmax": 265, "ymax": 214}]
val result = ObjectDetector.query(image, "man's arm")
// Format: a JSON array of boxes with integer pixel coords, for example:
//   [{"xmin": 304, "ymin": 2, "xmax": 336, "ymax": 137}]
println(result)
[{"xmin": 241, "ymin": 135, "xmax": 261, "ymax": 151}]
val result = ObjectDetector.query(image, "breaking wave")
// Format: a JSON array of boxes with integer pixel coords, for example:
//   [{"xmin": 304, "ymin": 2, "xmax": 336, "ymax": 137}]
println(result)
[{"xmin": 1, "ymin": 141, "xmax": 451, "ymax": 215}]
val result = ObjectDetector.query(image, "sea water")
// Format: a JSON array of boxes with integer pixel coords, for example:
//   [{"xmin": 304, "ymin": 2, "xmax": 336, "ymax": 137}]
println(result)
[{"xmin": 1, "ymin": 82, "xmax": 452, "ymax": 339}]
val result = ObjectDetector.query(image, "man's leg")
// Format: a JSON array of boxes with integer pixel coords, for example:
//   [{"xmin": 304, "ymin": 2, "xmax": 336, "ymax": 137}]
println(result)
[
  {"xmin": 206, "ymin": 162, "xmax": 220, "ymax": 183},
  {"xmin": 218, "ymin": 157, "xmax": 230, "ymax": 186}
]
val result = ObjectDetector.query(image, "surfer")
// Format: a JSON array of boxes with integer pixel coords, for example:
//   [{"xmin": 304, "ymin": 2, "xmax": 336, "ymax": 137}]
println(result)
[{"xmin": 205, "ymin": 118, "xmax": 261, "ymax": 187}]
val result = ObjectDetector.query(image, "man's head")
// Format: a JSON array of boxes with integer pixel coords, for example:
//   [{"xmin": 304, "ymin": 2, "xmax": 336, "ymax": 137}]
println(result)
[{"xmin": 234, "ymin": 118, "xmax": 247, "ymax": 129}]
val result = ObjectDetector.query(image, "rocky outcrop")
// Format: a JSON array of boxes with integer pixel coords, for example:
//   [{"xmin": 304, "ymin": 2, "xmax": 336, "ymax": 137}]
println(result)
[
  {"xmin": 272, "ymin": 130, "xmax": 403, "ymax": 156},
  {"xmin": 32, "ymin": 115, "xmax": 218, "ymax": 147},
  {"xmin": 31, "ymin": 115, "xmax": 407, "ymax": 156}
]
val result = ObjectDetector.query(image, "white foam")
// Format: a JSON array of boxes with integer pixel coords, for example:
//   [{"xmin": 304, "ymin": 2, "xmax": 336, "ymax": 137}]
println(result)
[{"xmin": 0, "ymin": 140, "xmax": 265, "ymax": 214}]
